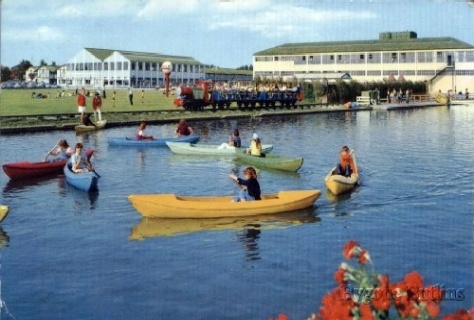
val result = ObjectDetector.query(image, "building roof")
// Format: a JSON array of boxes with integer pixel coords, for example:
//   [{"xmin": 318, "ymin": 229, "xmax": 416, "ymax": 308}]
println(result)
[
  {"xmin": 84, "ymin": 48, "xmax": 202, "ymax": 65},
  {"xmin": 204, "ymin": 67, "xmax": 252, "ymax": 75},
  {"xmin": 254, "ymin": 36, "xmax": 474, "ymax": 56}
]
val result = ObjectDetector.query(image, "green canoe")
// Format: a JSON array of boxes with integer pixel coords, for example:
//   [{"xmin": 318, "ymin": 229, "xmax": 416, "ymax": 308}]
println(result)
[{"xmin": 236, "ymin": 152, "xmax": 303, "ymax": 172}]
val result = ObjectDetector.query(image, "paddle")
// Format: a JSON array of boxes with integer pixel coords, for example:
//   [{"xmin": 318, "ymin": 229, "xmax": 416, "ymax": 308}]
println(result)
[
  {"xmin": 91, "ymin": 169, "xmax": 101, "ymax": 178},
  {"xmin": 43, "ymin": 140, "xmax": 60, "ymax": 161}
]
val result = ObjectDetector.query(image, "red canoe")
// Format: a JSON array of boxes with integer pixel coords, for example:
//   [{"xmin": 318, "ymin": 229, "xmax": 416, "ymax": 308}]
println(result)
[{"xmin": 2, "ymin": 149, "xmax": 94, "ymax": 179}]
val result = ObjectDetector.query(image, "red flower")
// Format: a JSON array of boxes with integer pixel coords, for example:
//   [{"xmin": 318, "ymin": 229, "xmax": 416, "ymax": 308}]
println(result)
[
  {"xmin": 404, "ymin": 271, "xmax": 423, "ymax": 294},
  {"xmin": 269, "ymin": 314, "xmax": 289, "ymax": 320},
  {"xmin": 358, "ymin": 250, "xmax": 371, "ymax": 264},
  {"xmin": 425, "ymin": 301, "xmax": 440, "ymax": 318},
  {"xmin": 360, "ymin": 303, "xmax": 374, "ymax": 320},
  {"xmin": 372, "ymin": 287, "xmax": 391, "ymax": 311},
  {"xmin": 442, "ymin": 309, "xmax": 471, "ymax": 320},
  {"xmin": 342, "ymin": 240, "xmax": 360, "ymax": 260},
  {"xmin": 318, "ymin": 287, "xmax": 355, "ymax": 320},
  {"xmin": 423, "ymin": 285, "xmax": 444, "ymax": 303},
  {"xmin": 333, "ymin": 268, "xmax": 346, "ymax": 287}
]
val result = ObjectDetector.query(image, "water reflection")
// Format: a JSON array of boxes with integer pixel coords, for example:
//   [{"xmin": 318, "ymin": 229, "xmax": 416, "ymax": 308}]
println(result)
[
  {"xmin": 66, "ymin": 184, "xmax": 100, "ymax": 212},
  {"xmin": 129, "ymin": 208, "xmax": 320, "ymax": 240},
  {"xmin": 0, "ymin": 228, "xmax": 10, "ymax": 249},
  {"xmin": 3, "ymin": 174, "xmax": 65, "ymax": 194},
  {"xmin": 235, "ymin": 225, "xmax": 261, "ymax": 261}
]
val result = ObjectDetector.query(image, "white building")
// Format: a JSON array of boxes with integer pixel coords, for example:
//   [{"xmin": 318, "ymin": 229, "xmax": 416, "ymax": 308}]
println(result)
[
  {"xmin": 253, "ymin": 31, "xmax": 474, "ymax": 94},
  {"xmin": 62, "ymin": 48, "xmax": 206, "ymax": 89}
]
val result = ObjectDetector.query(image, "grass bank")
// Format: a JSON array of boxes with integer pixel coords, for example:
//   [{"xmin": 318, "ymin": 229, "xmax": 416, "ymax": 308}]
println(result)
[{"xmin": 0, "ymin": 88, "xmax": 177, "ymax": 116}]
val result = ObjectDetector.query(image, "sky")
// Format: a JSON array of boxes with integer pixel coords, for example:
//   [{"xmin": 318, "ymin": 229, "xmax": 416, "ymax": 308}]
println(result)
[{"xmin": 1, "ymin": 0, "xmax": 474, "ymax": 69}]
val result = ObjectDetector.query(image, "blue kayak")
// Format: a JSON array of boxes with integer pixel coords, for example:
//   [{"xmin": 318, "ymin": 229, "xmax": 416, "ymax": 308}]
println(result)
[
  {"xmin": 107, "ymin": 135, "xmax": 200, "ymax": 147},
  {"xmin": 63, "ymin": 164, "xmax": 99, "ymax": 192}
]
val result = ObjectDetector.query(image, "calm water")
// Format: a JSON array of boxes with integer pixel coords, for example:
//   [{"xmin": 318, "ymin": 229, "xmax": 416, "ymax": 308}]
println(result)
[{"xmin": 0, "ymin": 104, "xmax": 473, "ymax": 319}]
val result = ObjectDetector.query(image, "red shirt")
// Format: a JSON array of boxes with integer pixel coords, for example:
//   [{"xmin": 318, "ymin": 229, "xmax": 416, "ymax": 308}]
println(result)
[
  {"xmin": 92, "ymin": 96, "xmax": 102, "ymax": 109},
  {"xmin": 77, "ymin": 94, "xmax": 86, "ymax": 106}
]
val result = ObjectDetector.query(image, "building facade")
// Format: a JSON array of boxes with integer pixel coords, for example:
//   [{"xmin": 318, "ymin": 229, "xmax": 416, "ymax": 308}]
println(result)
[
  {"xmin": 59, "ymin": 48, "xmax": 206, "ymax": 89},
  {"xmin": 253, "ymin": 31, "xmax": 474, "ymax": 94}
]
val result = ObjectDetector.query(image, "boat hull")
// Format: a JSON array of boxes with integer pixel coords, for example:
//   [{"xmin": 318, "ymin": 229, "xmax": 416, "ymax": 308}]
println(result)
[
  {"xmin": 108, "ymin": 135, "xmax": 200, "ymax": 147},
  {"xmin": 236, "ymin": 152, "xmax": 303, "ymax": 172},
  {"xmin": 0, "ymin": 205, "xmax": 9, "ymax": 223},
  {"xmin": 433, "ymin": 92, "xmax": 449, "ymax": 105},
  {"xmin": 3, "ymin": 150, "xmax": 94, "ymax": 179},
  {"xmin": 63, "ymin": 164, "xmax": 99, "ymax": 192},
  {"xmin": 128, "ymin": 189, "xmax": 321, "ymax": 218},
  {"xmin": 75, "ymin": 119, "xmax": 107, "ymax": 133},
  {"xmin": 166, "ymin": 142, "xmax": 273, "ymax": 156},
  {"xmin": 325, "ymin": 168, "xmax": 359, "ymax": 195}
]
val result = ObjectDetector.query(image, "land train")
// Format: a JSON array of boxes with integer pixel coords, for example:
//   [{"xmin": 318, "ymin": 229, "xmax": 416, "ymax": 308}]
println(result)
[{"xmin": 173, "ymin": 80, "xmax": 303, "ymax": 111}]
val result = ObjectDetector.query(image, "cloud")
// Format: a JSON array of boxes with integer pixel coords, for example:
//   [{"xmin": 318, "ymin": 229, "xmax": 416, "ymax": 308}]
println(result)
[
  {"xmin": 3, "ymin": 26, "xmax": 65, "ymax": 42},
  {"xmin": 136, "ymin": 0, "xmax": 200, "ymax": 18},
  {"xmin": 206, "ymin": 5, "xmax": 377, "ymax": 38}
]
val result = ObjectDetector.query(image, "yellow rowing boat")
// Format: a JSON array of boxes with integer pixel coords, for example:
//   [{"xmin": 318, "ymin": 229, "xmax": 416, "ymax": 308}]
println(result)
[
  {"xmin": 128, "ymin": 190, "xmax": 321, "ymax": 218},
  {"xmin": 0, "ymin": 205, "xmax": 9, "ymax": 222},
  {"xmin": 325, "ymin": 152, "xmax": 359, "ymax": 195}
]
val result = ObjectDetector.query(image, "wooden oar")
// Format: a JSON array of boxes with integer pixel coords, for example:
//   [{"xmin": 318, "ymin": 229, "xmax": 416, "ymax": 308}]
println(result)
[{"xmin": 43, "ymin": 140, "xmax": 61, "ymax": 161}]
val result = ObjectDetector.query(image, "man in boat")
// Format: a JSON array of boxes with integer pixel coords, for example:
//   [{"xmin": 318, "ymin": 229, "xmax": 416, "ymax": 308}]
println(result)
[
  {"xmin": 175, "ymin": 119, "xmax": 194, "ymax": 137},
  {"xmin": 71, "ymin": 143, "xmax": 93, "ymax": 173},
  {"xmin": 336, "ymin": 145, "xmax": 358, "ymax": 177},
  {"xmin": 45, "ymin": 140, "xmax": 73, "ymax": 161}
]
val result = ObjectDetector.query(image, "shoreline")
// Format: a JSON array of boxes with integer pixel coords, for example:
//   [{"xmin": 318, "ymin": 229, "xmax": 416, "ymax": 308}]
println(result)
[{"xmin": 0, "ymin": 102, "xmax": 451, "ymax": 135}]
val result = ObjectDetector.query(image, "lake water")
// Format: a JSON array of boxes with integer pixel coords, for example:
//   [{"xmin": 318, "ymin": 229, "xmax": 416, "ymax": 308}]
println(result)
[{"xmin": 0, "ymin": 104, "xmax": 473, "ymax": 319}]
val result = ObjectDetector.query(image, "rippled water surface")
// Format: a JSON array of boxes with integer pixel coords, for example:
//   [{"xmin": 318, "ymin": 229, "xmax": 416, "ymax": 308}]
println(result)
[{"xmin": 0, "ymin": 104, "xmax": 473, "ymax": 319}]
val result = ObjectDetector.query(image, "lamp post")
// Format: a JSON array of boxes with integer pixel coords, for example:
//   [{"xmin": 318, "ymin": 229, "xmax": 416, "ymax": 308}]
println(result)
[{"xmin": 161, "ymin": 61, "xmax": 172, "ymax": 97}]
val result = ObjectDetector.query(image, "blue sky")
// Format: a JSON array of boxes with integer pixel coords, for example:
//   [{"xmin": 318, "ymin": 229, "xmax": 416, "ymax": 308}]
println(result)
[{"xmin": 1, "ymin": 0, "xmax": 473, "ymax": 68}]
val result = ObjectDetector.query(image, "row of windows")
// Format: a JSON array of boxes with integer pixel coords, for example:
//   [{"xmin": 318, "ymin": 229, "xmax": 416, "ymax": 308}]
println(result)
[
  {"xmin": 66, "ymin": 62, "xmax": 204, "ymax": 73},
  {"xmin": 256, "ymin": 69, "xmax": 474, "ymax": 77},
  {"xmin": 257, "ymin": 50, "xmax": 474, "ymax": 64}
]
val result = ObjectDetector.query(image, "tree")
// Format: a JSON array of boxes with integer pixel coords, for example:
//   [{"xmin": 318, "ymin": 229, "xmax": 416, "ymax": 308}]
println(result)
[
  {"xmin": 10, "ymin": 60, "xmax": 33, "ymax": 80},
  {"xmin": 1, "ymin": 66, "xmax": 12, "ymax": 82},
  {"xmin": 40, "ymin": 59, "xmax": 47, "ymax": 66}
]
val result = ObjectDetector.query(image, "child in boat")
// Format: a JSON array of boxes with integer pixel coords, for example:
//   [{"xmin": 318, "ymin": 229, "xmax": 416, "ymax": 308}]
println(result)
[
  {"xmin": 229, "ymin": 167, "xmax": 261, "ymax": 202},
  {"xmin": 82, "ymin": 113, "xmax": 97, "ymax": 127},
  {"xmin": 336, "ymin": 145, "xmax": 358, "ymax": 177},
  {"xmin": 70, "ymin": 142, "xmax": 93, "ymax": 173},
  {"xmin": 136, "ymin": 121, "xmax": 154, "ymax": 140},
  {"xmin": 246, "ymin": 133, "xmax": 265, "ymax": 157},
  {"xmin": 46, "ymin": 140, "xmax": 73, "ymax": 161},
  {"xmin": 218, "ymin": 128, "xmax": 241, "ymax": 149}
]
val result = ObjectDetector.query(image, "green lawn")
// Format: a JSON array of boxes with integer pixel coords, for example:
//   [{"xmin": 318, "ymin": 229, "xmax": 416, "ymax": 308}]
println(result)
[{"xmin": 0, "ymin": 88, "xmax": 178, "ymax": 116}]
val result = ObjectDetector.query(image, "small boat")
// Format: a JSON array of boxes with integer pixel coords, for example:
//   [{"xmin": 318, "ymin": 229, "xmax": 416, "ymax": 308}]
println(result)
[
  {"xmin": 3, "ymin": 150, "xmax": 94, "ymax": 179},
  {"xmin": 63, "ymin": 164, "xmax": 99, "ymax": 192},
  {"xmin": 128, "ymin": 189, "xmax": 321, "ymax": 218},
  {"xmin": 325, "ymin": 152, "xmax": 359, "ymax": 195},
  {"xmin": 0, "ymin": 205, "xmax": 9, "ymax": 223},
  {"xmin": 75, "ymin": 119, "xmax": 107, "ymax": 133},
  {"xmin": 129, "ymin": 210, "xmax": 317, "ymax": 239},
  {"xmin": 108, "ymin": 135, "xmax": 200, "ymax": 147},
  {"xmin": 166, "ymin": 142, "xmax": 273, "ymax": 156},
  {"xmin": 433, "ymin": 92, "xmax": 449, "ymax": 105},
  {"xmin": 236, "ymin": 152, "xmax": 303, "ymax": 172}
]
